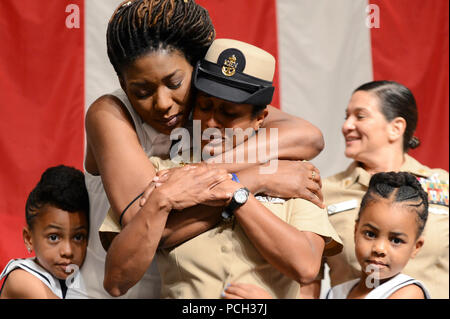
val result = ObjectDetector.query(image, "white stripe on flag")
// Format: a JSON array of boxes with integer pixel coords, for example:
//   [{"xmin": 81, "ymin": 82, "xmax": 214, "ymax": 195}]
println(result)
[
  {"xmin": 277, "ymin": 0, "xmax": 373, "ymax": 177},
  {"xmin": 85, "ymin": 0, "xmax": 122, "ymax": 111}
]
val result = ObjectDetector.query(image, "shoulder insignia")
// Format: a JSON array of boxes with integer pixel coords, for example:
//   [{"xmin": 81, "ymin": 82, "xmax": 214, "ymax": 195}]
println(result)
[{"xmin": 418, "ymin": 168, "xmax": 428, "ymax": 176}]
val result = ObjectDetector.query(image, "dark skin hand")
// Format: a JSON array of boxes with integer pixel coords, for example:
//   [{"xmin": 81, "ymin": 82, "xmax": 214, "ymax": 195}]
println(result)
[
  {"xmin": 143, "ymin": 160, "xmax": 324, "ymax": 208},
  {"xmin": 236, "ymin": 160, "xmax": 324, "ymax": 208},
  {"xmin": 103, "ymin": 164, "xmax": 233, "ymax": 296},
  {"xmin": 137, "ymin": 159, "xmax": 324, "ymax": 249}
]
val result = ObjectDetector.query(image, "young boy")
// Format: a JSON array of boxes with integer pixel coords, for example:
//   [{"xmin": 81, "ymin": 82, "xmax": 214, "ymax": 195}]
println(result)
[{"xmin": 0, "ymin": 165, "xmax": 89, "ymax": 299}]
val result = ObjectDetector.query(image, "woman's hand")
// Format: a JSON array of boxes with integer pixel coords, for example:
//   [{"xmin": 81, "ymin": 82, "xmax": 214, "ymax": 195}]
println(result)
[
  {"xmin": 222, "ymin": 283, "xmax": 273, "ymax": 299},
  {"xmin": 139, "ymin": 163, "xmax": 234, "ymax": 210},
  {"xmin": 244, "ymin": 160, "xmax": 324, "ymax": 208}
]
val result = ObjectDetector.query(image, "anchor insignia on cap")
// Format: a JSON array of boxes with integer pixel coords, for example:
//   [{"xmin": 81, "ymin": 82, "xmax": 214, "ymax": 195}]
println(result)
[{"xmin": 222, "ymin": 55, "xmax": 238, "ymax": 77}]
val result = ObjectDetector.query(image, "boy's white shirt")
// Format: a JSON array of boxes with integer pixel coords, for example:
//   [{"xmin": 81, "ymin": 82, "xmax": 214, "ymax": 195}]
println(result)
[{"xmin": 0, "ymin": 257, "xmax": 80, "ymax": 299}]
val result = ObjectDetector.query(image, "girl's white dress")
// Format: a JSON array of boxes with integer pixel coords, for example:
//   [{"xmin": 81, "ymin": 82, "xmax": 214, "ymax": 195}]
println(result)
[{"xmin": 325, "ymin": 273, "xmax": 431, "ymax": 299}]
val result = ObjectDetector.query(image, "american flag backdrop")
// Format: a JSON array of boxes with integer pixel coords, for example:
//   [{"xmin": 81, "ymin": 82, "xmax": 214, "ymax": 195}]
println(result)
[{"xmin": 0, "ymin": 0, "xmax": 448, "ymax": 280}]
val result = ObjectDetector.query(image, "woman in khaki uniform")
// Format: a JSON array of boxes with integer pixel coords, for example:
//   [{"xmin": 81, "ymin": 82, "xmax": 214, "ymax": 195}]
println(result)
[
  {"xmin": 102, "ymin": 39, "xmax": 343, "ymax": 299},
  {"xmin": 303, "ymin": 80, "xmax": 448, "ymax": 299}
]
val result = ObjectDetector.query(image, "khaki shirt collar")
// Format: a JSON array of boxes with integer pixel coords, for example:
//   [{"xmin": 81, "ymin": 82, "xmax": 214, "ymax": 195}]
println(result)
[
  {"xmin": 399, "ymin": 154, "xmax": 432, "ymax": 178},
  {"xmin": 340, "ymin": 161, "xmax": 367, "ymax": 188},
  {"xmin": 344, "ymin": 154, "xmax": 431, "ymax": 189}
]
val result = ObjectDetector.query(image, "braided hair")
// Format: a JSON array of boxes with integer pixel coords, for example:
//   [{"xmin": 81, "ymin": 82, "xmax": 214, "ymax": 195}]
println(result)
[
  {"xmin": 107, "ymin": 0, "xmax": 215, "ymax": 77},
  {"xmin": 358, "ymin": 171, "xmax": 429, "ymax": 238}
]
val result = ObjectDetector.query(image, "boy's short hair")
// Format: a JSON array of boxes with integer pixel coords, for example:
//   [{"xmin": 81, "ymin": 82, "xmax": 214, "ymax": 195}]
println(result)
[
  {"xmin": 25, "ymin": 165, "xmax": 89, "ymax": 229},
  {"xmin": 193, "ymin": 38, "xmax": 275, "ymax": 107}
]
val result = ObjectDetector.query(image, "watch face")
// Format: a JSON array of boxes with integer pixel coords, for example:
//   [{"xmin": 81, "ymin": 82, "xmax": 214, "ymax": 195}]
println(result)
[{"xmin": 234, "ymin": 188, "xmax": 249, "ymax": 204}]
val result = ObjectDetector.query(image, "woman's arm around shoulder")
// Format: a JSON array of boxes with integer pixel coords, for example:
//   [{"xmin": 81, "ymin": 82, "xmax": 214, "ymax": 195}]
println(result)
[{"xmin": 264, "ymin": 105, "xmax": 324, "ymax": 160}]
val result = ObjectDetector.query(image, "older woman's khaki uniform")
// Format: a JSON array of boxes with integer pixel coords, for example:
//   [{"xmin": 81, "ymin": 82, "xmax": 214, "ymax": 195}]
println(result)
[
  {"xmin": 101, "ymin": 157, "xmax": 343, "ymax": 299},
  {"xmin": 323, "ymin": 154, "xmax": 449, "ymax": 298}
]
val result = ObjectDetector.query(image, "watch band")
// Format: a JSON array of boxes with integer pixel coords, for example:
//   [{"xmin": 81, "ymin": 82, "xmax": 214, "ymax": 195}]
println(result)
[{"xmin": 222, "ymin": 187, "xmax": 250, "ymax": 220}]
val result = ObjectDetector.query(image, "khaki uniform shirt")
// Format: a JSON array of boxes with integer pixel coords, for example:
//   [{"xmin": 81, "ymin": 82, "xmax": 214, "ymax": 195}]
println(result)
[
  {"xmin": 323, "ymin": 154, "xmax": 449, "ymax": 298},
  {"xmin": 100, "ymin": 157, "xmax": 343, "ymax": 299}
]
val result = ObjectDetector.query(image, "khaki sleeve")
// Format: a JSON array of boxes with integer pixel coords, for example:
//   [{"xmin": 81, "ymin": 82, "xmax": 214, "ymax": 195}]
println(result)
[
  {"xmin": 286, "ymin": 199, "xmax": 344, "ymax": 257},
  {"xmin": 99, "ymin": 207, "xmax": 122, "ymax": 252},
  {"xmin": 149, "ymin": 156, "xmax": 182, "ymax": 171}
]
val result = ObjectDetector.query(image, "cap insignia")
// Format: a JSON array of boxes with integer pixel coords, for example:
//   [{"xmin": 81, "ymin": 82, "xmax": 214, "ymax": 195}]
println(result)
[{"xmin": 222, "ymin": 55, "xmax": 238, "ymax": 77}]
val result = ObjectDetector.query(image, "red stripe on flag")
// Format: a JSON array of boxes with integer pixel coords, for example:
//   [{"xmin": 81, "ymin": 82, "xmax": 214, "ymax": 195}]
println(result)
[
  {"xmin": 196, "ymin": 0, "xmax": 280, "ymax": 108},
  {"xmin": 369, "ymin": 0, "xmax": 449, "ymax": 170},
  {"xmin": 0, "ymin": 0, "xmax": 85, "ymax": 272}
]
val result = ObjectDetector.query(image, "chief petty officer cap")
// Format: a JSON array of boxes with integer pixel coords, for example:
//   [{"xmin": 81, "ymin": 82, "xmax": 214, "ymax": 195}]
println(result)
[{"xmin": 193, "ymin": 38, "xmax": 275, "ymax": 106}]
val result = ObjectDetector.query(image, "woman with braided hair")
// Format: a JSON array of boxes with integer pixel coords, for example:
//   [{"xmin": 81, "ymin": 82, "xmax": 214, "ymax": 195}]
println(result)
[{"xmin": 74, "ymin": 0, "xmax": 325, "ymax": 299}]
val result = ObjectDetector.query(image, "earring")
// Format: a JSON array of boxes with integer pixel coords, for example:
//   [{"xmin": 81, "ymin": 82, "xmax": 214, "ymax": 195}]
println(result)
[{"xmin": 27, "ymin": 247, "xmax": 32, "ymax": 254}]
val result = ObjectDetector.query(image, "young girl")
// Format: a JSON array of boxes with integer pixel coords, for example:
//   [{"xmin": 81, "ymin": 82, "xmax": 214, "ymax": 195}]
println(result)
[
  {"xmin": 326, "ymin": 171, "xmax": 431, "ymax": 299},
  {"xmin": 0, "ymin": 165, "xmax": 89, "ymax": 299}
]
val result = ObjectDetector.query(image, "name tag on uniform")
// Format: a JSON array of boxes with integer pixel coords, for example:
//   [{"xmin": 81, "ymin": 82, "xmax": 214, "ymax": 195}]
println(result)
[
  {"xmin": 327, "ymin": 199, "xmax": 358, "ymax": 215},
  {"xmin": 255, "ymin": 195, "xmax": 286, "ymax": 204}
]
